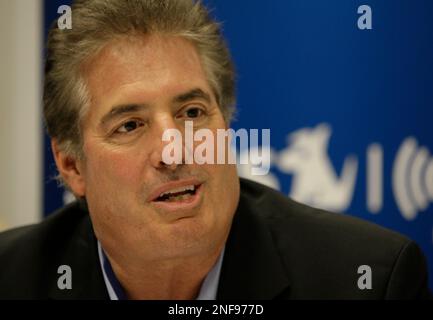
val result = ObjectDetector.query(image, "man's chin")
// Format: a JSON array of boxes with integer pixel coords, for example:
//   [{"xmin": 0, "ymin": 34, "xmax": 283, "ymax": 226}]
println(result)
[{"xmin": 165, "ymin": 215, "xmax": 220, "ymax": 245}]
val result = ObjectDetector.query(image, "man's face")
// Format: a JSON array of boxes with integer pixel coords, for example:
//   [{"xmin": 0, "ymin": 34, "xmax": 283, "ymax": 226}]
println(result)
[{"xmin": 72, "ymin": 35, "xmax": 240, "ymax": 261}]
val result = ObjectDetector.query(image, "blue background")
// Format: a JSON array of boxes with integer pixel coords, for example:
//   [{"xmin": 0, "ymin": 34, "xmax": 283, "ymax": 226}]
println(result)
[{"xmin": 43, "ymin": 0, "xmax": 433, "ymax": 290}]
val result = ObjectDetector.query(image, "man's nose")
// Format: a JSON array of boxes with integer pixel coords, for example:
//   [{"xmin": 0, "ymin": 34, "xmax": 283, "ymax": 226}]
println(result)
[{"xmin": 148, "ymin": 115, "xmax": 183, "ymax": 170}]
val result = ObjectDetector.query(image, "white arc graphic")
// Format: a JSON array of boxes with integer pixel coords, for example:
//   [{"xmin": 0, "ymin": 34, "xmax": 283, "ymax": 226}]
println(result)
[{"xmin": 392, "ymin": 137, "xmax": 433, "ymax": 220}]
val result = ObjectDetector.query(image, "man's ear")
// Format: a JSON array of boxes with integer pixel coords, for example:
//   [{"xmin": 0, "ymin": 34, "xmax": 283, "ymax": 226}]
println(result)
[{"xmin": 51, "ymin": 139, "xmax": 86, "ymax": 197}]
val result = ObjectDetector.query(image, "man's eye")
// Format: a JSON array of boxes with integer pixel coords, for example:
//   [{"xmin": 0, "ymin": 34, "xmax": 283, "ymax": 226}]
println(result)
[
  {"xmin": 115, "ymin": 120, "xmax": 144, "ymax": 134},
  {"xmin": 183, "ymin": 107, "xmax": 204, "ymax": 119}
]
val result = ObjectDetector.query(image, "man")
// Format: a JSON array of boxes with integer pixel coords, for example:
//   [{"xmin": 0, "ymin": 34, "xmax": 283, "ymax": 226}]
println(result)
[{"xmin": 0, "ymin": 0, "xmax": 431, "ymax": 299}]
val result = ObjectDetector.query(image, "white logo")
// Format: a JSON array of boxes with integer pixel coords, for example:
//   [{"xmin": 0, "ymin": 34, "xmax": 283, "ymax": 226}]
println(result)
[
  {"xmin": 276, "ymin": 123, "xmax": 358, "ymax": 212},
  {"xmin": 236, "ymin": 123, "xmax": 432, "ymax": 227},
  {"xmin": 392, "ymin": 137, "xmax": 433, "ymax": 220},
  {"xmin": 357, "ymin": 265, "xmax": 372, "ymax": 290},
  {"xmin": 357, "ymin": 5, "xmax": 373, "ymax": 30},
  {"xmin": 57, "ymin": 265, "xmax": 72, "ymax": 290},
  {"xmin": 57, "ymin": 5, "xmax": 72, "ymax": 30}
]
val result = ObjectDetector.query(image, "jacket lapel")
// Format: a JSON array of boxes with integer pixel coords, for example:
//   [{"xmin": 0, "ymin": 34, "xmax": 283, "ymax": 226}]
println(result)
[{"xmin": 217, "ymin": 191, "xmax": 291, "ymax": 299}]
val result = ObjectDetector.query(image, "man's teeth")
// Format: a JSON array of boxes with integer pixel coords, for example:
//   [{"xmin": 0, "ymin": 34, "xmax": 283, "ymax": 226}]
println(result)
[
  {"xmin": 166, "ymin": 193, "xmax": 192, "ymax": 202},
  {"xmin": 159, "ymin": 185, "xmax": 196, "ymax": 198}
]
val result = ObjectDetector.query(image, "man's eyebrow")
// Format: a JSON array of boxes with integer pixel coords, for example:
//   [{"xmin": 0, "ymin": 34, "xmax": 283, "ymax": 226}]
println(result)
[
  {"xmin": 173, "ymin": 88, "xmax": 212, "ymax": 104},
  {"xmin": 100, "ymin": 104, "xmax": 149, "ymax": 126}
]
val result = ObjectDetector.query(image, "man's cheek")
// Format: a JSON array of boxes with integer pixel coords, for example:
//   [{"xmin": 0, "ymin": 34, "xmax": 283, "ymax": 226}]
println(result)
[{"xmin": 92, "ymin": 151, "xmax": 142, "ymax": 183}]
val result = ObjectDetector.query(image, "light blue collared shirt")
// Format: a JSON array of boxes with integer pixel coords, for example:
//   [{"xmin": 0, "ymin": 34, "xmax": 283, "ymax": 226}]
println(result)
[{"xmin": 97, "ymin": 241, "xmax": 224, "ymax": 300}]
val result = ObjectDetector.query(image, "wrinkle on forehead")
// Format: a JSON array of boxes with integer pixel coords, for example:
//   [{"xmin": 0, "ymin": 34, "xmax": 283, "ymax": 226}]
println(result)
[{"xmin": 84, "ymin": 34, "xmax": 205, "ymax": 97}]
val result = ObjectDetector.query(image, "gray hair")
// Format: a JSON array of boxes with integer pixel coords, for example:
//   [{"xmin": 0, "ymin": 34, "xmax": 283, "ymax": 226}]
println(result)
[{"xmin": 44, "ymin": 0, "xmax": 237, "ymax": 159}]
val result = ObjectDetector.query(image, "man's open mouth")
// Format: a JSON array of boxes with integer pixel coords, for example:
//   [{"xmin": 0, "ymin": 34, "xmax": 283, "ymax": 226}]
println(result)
[{"xmin": 154, "ymin": 184, "xmax": 201, "ymax": 202}]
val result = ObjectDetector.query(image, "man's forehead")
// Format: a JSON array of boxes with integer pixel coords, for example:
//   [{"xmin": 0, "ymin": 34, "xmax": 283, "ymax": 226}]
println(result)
[
  {"xmin": 85, "ymin": 34, "xmax": 203, "ymax": 78},
  {"xmin": 83, "ymin": 34, "xmax": 212, "ymax": 113}
]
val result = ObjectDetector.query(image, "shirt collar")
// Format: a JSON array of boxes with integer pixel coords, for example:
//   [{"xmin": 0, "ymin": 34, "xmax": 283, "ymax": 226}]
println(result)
[{"xmin": 97, "ymin": 241, "xmax": 224, "ymax": 300}]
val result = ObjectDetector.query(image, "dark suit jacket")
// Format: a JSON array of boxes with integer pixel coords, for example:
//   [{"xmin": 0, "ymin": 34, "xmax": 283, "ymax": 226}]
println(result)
[{"xmin": 0, "ymin": 178, "xmax": 431, "ymax": 299}]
